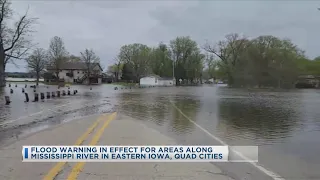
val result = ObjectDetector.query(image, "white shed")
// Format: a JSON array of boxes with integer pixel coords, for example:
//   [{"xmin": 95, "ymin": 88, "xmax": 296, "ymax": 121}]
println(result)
[
  {"xmin": 140, "ymin": 76, "xmax": 175, "ymax": 86},
  {"xmin": 140, "ymin": 75, "xmax": 159, "ymax": 86}
]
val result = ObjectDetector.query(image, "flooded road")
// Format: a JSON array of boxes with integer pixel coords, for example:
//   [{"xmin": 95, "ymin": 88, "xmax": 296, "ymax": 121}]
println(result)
[
  {"xmin": 1, "ymin": 83, "xmax": 320, "ymax": 179},
  {"xmin": 116, "ymin": 86, "xmax": 320, "ymax": 180}
]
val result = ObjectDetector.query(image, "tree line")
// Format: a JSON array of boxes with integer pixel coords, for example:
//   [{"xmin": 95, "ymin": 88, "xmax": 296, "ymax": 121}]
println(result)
[
  {"xmin": 0, "ymin": 0, "xmax": 100, "ymax": 86},
  {"xmin": 109, "ymin": 33, "xmax": 320, "ymax": 88}
]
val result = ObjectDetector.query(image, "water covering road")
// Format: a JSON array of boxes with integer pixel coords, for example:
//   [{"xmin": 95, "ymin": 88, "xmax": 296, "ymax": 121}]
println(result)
[{"xmin": 0, "ymin": 83, "xmax": 320, "ymax": 180}]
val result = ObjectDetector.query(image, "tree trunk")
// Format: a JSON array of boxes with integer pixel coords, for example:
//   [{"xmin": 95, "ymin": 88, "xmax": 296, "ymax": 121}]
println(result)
[
  {"xmin": 55, "ymin": 71, "xmax": 59, "ymax": 81},
  {"xmin": 0, "ymin": 45, "xmax": 6, "ymax": 87},
  {"xmin": 36, "ymin": 72, "xmax": 40, "ymax": 86},
  {"xmin": 115, "ymin": 72, "xmax": 118, "ymax": 82},
  {"xmin": 87, "ymin": 69, "xmax": 90, "ymax": 85}
]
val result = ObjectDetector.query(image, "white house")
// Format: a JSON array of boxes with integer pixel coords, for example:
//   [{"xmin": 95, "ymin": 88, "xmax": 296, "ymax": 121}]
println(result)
[
  {"xmin": 140, "ymin": 75, "xmax": 175, "ymax": 86},
  {"xmin": 46, "ymin": 62, "xmax": 103, "ymax": 84}
]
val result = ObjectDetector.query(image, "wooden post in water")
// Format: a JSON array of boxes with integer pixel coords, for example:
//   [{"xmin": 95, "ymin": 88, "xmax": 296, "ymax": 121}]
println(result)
[
  {"xmin": 25, "ymin": 93, "xmax": 29, "ymax": 102},
  {"xmin": 33, "ymin": 93, "xmax": 39, "ymax": 102},
  {"xmin": 40, "ymin": 93, "xmax": 45, "ymax": 100},
  {"xmin": 5, "ymin": 96, "xmax": 11, "ymax": 105},
  {"xmin": 46, "ymin": 92, "xmax": 50, "ymax": 99}
]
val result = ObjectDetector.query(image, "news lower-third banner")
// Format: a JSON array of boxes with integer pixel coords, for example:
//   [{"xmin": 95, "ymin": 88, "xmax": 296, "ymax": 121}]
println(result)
[{"xmin": 22, "ymin": 145, "xmax": 258, "ymax": 162}]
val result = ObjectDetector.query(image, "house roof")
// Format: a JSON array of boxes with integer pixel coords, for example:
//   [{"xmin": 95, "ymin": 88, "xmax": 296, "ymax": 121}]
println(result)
[{"xmin": 46, "ymin": 62, "xmax": 102, "ymax": 71}]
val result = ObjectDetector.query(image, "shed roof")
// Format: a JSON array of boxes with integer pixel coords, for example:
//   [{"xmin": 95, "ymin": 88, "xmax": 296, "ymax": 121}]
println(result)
[{"xmin": 141, "ymin": 75, "xmax": 161, "ymax": 79}]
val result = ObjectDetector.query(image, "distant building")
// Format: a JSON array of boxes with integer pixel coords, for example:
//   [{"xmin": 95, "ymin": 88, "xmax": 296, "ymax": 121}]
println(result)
[
  {"xmin": 140, "ymin": 75, "xmax": 175, "ymax": 86},
  {"xmin": 46, "ymin": 62, "xmax": 103, "ymax": 84}
]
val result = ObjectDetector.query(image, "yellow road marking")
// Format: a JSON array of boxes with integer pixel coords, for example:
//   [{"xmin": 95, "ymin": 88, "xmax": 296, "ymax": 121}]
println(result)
[
  {"xmin": 67, "ymin": 112, "xmax": 117, "ymax": 180},
  {"xmin": 43, "ymin": 114, "xmax": 109, "ymax": 180}
]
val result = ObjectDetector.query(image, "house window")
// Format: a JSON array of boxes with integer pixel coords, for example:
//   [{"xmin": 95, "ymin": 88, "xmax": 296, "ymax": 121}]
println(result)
[
  {"xmin": 77, "ymin": 71, "xmax": 79, "ymax": 74},
  {"xmin": 155, "ymin": 78, "xmax": 157, "ymax": 83},
  {"xmin": 82, "ymin": 71, "xmax": 84, "ymax": 74}
]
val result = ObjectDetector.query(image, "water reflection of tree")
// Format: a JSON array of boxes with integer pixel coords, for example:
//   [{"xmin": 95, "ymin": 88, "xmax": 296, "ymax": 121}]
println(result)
[
  {"xmin": 117, "ymin": 93, "xmax": 150, "ymax": 121},
  {"xmin": 217, "ymin": 98, "xmax": 299, "ymax": 144},
  {"xmin": 150, "ymin": 96, "xmax": 167, "ymax": 126},
  {"xmin": 171, "ymin": 98, "xmax": 200, "ymax": 134},
  {"xmin": 117, "ymin": 92, "xmax": 170, "ymax": 126}
]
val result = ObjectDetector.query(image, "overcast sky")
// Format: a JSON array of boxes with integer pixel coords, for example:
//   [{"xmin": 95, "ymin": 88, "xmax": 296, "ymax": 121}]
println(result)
[{"xmin": 7, "ymin": 0, "xmax": 320, "ymax": 72}]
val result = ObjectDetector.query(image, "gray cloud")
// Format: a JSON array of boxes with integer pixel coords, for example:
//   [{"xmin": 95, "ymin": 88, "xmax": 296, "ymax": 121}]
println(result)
[{"xmin": 6, "ymin": 0, "xmax": 320, "ymax": 72}]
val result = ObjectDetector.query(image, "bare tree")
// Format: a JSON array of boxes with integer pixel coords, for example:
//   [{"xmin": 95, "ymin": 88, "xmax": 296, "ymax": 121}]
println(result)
[
  {"xmin": 48, "ymin": 36, "xmax": 68, "ymax": 81},
  {"xmin": 203, "ymin": 33, "xmax": 249, "ymax": 85},
  {"xmin": 0, "ymin": 0, "xmax": 37, "ymax": 86},
  {"xmin": 80, "ymin": 48, "xmax": 100, "ymax": 85},
  {"xmin": 26, "ymin": 48, "xmax": 47, "ymax": 85}
]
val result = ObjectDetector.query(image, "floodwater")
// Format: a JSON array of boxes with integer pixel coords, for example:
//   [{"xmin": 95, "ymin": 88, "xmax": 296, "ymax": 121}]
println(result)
[{"xmin": 1, "ymin": 83, "xmax": 320, "ymax": 180}]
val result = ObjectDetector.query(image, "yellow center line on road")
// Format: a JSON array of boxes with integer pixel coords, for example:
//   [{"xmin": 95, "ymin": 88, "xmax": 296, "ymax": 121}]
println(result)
[
  {"xmin": 42, "ymin": 113, "xmax": 110, "ymax": 180},
  {"xmin": 67, "ymin": 112, "xmax": 117, "ymax": 180}
]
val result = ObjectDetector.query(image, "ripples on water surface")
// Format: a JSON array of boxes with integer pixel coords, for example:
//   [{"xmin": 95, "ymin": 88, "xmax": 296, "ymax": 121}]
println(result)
[
  {"xmin": 1, "ymin": 83, "xmax": 320, "ymax": 179},
  {"xmin": 116, "ymin": 86, "xmax": 320, "ymax": 179}
]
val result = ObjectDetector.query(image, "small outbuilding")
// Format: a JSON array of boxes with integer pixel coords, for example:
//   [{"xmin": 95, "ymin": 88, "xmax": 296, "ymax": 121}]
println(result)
[{"xmin": 140, "ymin": 75, "xmax": 175, "ymax": 87}]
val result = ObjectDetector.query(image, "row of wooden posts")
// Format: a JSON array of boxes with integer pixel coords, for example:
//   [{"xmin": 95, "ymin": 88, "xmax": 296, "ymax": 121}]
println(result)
[
  {"xmin": 8, "ymin": 84, "xmax": 66, "ymax": 89},
  {"xmin": 5, "ymin": 89, "xmax": 78, "ymax": 105}
]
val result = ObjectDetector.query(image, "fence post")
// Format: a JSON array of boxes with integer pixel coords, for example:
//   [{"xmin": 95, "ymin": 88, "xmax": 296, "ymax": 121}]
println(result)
[
  {"xmin": 5, "ymin": 96, "xmax": 11, "ymax": 105},
  {"xmin": 40, "ymin": 93, "xmax": 45, "ymax": 100},
  {"xmin": 33, "ymin": 93, "xmax": 39, "ymax": 102},
  {"xmin": 25, "ymin": 93, "xmax": 29, "ymax": 102}
]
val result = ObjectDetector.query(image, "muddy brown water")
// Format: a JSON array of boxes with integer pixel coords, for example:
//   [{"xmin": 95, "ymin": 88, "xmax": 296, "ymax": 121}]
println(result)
[{"xmin": 0, "ymin": 83, "xmax": 319, "ymax": 180}]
